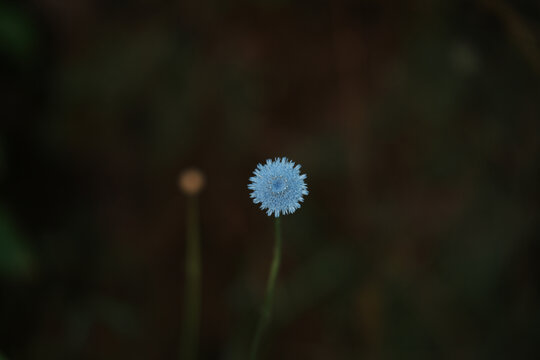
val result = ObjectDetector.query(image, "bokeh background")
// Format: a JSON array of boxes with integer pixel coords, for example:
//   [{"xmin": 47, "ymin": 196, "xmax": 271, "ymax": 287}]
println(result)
[{"xmin": 1, "ymin": 0, "xmax": 540, "ymax": 359}]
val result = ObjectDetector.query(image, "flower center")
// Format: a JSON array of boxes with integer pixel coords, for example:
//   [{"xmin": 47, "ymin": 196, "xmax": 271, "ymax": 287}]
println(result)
[{"xmin": 270, "ymin": 176, "xmax": 288, "ymax": 194}]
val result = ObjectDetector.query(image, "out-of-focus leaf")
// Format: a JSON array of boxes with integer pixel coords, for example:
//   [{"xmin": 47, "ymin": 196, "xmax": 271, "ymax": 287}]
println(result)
[
  {"xmin": 279, "ymin": 245, "xmax": 358, "ymax": 322},
  {"xmin": 0, "ymin": 210, "xmax": 33, "ymax": 279},
  {"xmin": 0, "ymin": 3, "xmax": 36, "ymax": 60},
  {"xmin": 96, "ymin": 297, "xmax": 140, "ymax": 337}
]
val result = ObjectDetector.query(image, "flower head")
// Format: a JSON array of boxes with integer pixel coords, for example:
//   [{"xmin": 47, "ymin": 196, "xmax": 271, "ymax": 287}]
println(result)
[
  {"xmin": 178, "ymin": 168, "xmax": 205, "ymax": 195},
  {"xmin": 248, "ymin": 157, "xmax": 308, "ymax": 217}
]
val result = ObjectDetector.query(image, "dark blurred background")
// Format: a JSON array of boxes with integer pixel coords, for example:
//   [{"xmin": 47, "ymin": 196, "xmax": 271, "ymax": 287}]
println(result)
[{"xmin": 1, "ymin": 0, "xmax": 540, "ymax": 359}]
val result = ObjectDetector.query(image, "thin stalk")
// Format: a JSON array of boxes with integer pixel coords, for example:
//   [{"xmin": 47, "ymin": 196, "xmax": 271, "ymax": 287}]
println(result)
[
  {"xmin": 250, "ymin": 217, "xmax": 282, "ymax": 360},
  {"xmin": 180, "ymin": 196, "xmax": 201, "ymax": 360}
]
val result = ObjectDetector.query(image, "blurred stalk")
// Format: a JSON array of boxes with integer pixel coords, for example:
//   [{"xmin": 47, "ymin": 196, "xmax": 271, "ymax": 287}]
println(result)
[
  {"xmin": 180, "ymin": 195, "xmax": 201, "ymax": 360},
  {"xmin": 478, "ymin": 0, "xmax": 540, "ymax": 75},
  {"xmin": 250, "ymin": 217, "xmax": 282, "ymax": 360}
]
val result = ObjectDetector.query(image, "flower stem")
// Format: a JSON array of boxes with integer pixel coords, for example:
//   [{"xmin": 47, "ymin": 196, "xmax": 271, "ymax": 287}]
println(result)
[
  {"xmin": 180, "ymin": 196, "xmax": 201, "ymax": 360},
  {"xmin": 250, "ymin": 216, "xmax": 282, "ymax": 360}
]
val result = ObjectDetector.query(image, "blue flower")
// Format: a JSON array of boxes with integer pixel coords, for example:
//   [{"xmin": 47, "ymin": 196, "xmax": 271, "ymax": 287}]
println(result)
[{"xmin": 248, "ymin": 157, "xmax": 308, "ymax": 217}]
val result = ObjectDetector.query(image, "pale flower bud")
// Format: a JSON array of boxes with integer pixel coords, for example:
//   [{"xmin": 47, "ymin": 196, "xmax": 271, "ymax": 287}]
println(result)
[{"xmin": 179, "ymin": 168, "xmax": 205, "ymax": 195}]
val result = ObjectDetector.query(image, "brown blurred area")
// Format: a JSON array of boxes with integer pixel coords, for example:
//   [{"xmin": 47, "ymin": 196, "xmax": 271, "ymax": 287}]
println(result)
[{"xmin": 1, "ymin": 0, "xmax": 540, "ymax": 359}]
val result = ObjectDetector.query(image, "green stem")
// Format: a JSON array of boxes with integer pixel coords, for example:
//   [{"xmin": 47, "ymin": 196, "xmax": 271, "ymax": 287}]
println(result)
[
  {"xmin": 181, "ymin": 196, "xmax": 201, "ymax": 360},
  {"xmin": 250, "ymin": 217, "xmax": 282, "ymax": 360}
]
